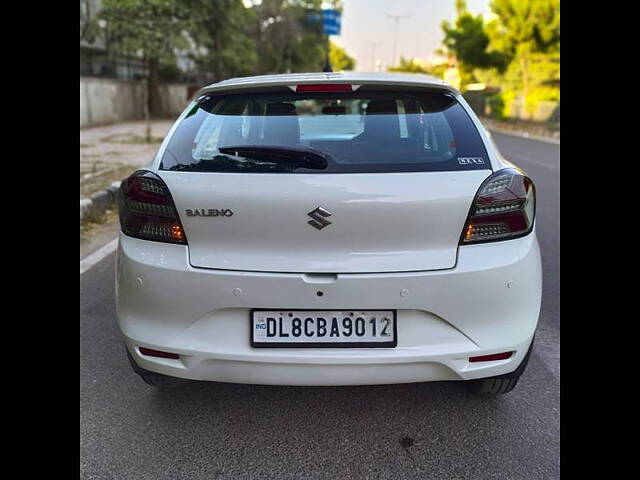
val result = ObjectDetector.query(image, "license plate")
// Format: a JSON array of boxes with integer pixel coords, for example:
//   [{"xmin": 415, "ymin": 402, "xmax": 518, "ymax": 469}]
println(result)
[{"xmin": 251, "ymin": 310, "xmax": 397, "ymax": 348}]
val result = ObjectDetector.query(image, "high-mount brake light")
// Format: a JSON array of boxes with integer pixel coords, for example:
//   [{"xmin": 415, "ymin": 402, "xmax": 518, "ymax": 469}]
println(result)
[
  {"xmin": 295, "ymin": 84, "xmax": 353, "ymax": 92},
  {"xmin": 119, "ymin": 171, "xmax": 187, "ymax": 244},
  {"xmin": 461, "ymin": 168, "xmax": 535, "ymax": 244}
]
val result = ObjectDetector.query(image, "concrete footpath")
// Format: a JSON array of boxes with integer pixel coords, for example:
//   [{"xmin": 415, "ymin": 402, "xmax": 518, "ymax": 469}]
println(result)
[
  {"xmin": 80, "ymin": 120, "xmax": 174, "ymax": 169},
  {"xmin": 481, "ymin": 118, "xmax": 560, "ymax": 144},
  {"xmin": 80, "ymin": 120, "xmax": 174, "ymax": 222}
]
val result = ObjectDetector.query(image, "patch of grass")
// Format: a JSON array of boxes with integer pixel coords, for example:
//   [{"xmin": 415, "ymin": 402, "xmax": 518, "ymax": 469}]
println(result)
[
  {"xmin": 102, "ymin": 133, "xmax": 164, "ymax": 145},
  {"xmin": 80, "ymin": 164, "xmax": 136, "ymax": 198},
  {"xmin": 481, "ymin": 117, "xmax": 560, "ymax": 138},
  {"xmin": 81, "ymin": 208, "xmax": 118, "ymax": 240},
  {"xmin": 82, "ymin": 208, "xmax": 107, "ymax": 226},
  {"xmin": 80, "ymin": 161, "xmax": 110, "ymax": 178}
]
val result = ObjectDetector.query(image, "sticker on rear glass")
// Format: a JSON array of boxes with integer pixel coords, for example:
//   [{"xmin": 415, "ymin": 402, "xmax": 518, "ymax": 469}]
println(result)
[{"xmin": 458, "ymin": 157, "xmax": 485, "ymax": 165}]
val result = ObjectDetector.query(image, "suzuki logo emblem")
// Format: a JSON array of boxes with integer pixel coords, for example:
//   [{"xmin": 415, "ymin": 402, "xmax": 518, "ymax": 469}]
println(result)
[{"xmin": 307, "ymin": 207, "xmax": 332, "ymax": 230}]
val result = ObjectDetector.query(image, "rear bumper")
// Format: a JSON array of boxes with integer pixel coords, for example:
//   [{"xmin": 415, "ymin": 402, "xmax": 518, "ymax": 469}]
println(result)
[{"xmin": 116, "ymin": 232, "xmax": 541, "ymax": 385}]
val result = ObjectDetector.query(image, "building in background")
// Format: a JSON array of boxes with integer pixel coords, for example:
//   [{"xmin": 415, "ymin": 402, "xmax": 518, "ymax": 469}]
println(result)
[
  {"xmin": 80, "ymin": 0, "xmax": 194, "ymax": 82},
  {"xmin": 80, "ymin": 0, "xmax": 148, "ymax": 80},
  {"xmin": 81, "ymin": 0, "xmax": 109, "ymax": 77}
]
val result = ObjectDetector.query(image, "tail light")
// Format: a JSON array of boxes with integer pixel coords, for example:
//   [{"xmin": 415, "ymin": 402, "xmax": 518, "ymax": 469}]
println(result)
[
  {"xmin": 119, "ymin": 171, "xmax": 187, "ymax": 244},
  {"xmin": 461, "ymin": 168, "xmax": 535, "ymax": 244}
]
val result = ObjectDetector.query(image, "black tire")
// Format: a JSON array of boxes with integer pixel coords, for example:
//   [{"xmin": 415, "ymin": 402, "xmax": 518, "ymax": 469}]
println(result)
[
  {"xmin": 467, "ymin": 337, "xmax": 534, "ymax": 396},
  {"xmin": 469, "ymin": 375, "xmax": 520, "ymax": 396},
  {"xmin": 126, "ymin": 347, "xmax": 190, "ymax": 388}
]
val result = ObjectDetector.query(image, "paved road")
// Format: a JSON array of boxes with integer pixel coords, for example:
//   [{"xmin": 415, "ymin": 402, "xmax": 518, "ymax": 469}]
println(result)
[{"xmin": 80, "ymin": 132, "xmax": 560, "ymax": 480}]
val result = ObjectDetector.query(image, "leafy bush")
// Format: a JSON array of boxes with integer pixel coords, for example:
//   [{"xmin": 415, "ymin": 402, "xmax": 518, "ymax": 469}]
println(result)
[
  {"xmin": 525, "ymin": 86, "xmax": 560, "ymax": 115},
  {"xmin": 159, "ymin": 63, "xmax": 182, "ymax": 83},
  {"xmin": 487, "ymin": 94, "xmax": 506, "ymax": 120}
]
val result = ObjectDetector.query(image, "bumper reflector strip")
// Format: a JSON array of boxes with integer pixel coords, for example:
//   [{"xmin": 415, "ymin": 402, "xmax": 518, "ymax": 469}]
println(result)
[
  {"xmin": 469, "ymin": 351, "xmax": 513, "ymax": 363},
  {"xmin": 139, "ymin": 347, "xmax": 180, "ymax": 359}
]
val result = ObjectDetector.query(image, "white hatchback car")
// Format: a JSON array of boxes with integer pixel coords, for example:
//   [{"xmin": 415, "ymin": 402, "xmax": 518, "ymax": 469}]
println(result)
[{"xmin": 116, "ymin": 72, "xmax": 541, "ymax": 395}]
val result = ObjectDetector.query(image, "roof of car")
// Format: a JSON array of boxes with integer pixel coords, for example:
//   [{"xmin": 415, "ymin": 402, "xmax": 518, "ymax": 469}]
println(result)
[{"xmin": 198, "ymin": 72, "xmax": 459, "ymax": 96}]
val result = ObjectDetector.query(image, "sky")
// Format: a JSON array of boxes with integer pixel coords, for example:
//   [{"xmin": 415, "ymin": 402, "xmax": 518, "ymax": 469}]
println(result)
[{"xmin": 331, "ymin": 0, "xmax": 491, "ymax": 72}]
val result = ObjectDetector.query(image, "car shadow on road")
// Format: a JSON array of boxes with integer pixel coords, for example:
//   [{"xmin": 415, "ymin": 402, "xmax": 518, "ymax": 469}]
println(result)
[
  {"xmin": 143, "ymin": 374, "xmax": 519, "ymax": 442},
  {"xmin": 81, "ymin": 350, "xmax": 558, "ymax": 479},
  {"xmin": 142, "ymin": 353, "xmax": 551, "ymax": 422}
]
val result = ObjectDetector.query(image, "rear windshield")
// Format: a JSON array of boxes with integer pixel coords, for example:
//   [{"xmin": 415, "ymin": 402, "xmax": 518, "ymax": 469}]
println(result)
[{"xmin": 160, "ymin": 89, "xmax": 490, "ymax": 173}]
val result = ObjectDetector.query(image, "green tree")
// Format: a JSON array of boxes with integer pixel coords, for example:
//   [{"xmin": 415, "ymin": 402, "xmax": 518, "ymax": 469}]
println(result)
[
  {"xmin": 250, "ymin": 0, "xmax": 325, "ymax": 74},
  {"xmin": 387, "ymin": 57, "xmax": 451, "ymax": 80},
  {"xmin": 439, "ymin": 0, "xmax": 559, "ymax": 118},
  {"xmin": 486, "ymin": 0, "xmax": 560, "ymax": 112},
  {"xmin": 441, "ymin": 2, "xmax": 506, "ymax": 87},
  {"xmin": 329, "ymin": 42, "xmax": 355, "ymax": 71},
  {"xmin": 388, "ymin": 57, "xmax": 428, "ymax": 73},
  {"xmin": 247, "ymin": 0, "xmax": 346, "ymax": 74},
  {"xmin": 186, "ymin": 0, "xmax": 258, "ymax": 83},
  {"xmin": 96, "ymin": 0, "xmax": 191, "ymax": 117}
]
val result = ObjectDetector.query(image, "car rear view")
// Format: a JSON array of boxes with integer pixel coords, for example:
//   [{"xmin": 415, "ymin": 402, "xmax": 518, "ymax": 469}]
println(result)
[{"xmin": 116, "ymin": 73, "xmax": 541, "ymax": 395}]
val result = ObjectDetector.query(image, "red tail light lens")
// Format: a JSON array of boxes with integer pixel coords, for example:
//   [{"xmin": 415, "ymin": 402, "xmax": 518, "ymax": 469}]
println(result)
[
  {"xmin": 119, "ymin": 171, "xmax": 187, "ymax": 244},
  {"xmin": 461, "ymin": 168, "xmax": 535, "ymax": 244}
]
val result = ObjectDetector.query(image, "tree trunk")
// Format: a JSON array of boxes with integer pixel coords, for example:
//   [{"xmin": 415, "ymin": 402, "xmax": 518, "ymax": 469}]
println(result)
[
  {"xmin": 143, "ymin": 78, "xmax": 151, "ymax": 144},
  {"xmin": 214, "ymin": 29, "xmax": 223, "ymax": 82},
  {"xmin": 520, "ymin": 55, "xmax": 529, "ymax": 120},
  {"xmin": 147, "ymin": 58, "xmax": 162, "ymax": 118},
  {"xmin": 256, "ymin": 14, "xmax": 265, "ymax": 74}
]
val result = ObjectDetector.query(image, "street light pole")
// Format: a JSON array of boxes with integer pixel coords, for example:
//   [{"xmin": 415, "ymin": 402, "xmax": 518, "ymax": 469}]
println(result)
[
  {"xmin": 323, "ymin": 31, "xmax": 332, "ymax": 72},
  {"xmin": 387, "ymin": 13, "xmax": 409, "ymax": 67},
  {"xmin": 370, "ymin": 41, "xmax": 382, "ymax": 71}
]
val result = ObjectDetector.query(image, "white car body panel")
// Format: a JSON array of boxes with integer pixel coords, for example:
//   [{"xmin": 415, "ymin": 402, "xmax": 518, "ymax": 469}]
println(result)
[
  {"xmin": 160, "ymin": 170, "xmax": 490, "ymax": 273},
  {"xmin": 117, "ymin": 72, "xmax": 541, "ymax": 386},
  {"xmin": 117, "ymin": 232, "xmax": 541, "ymax": 385}
]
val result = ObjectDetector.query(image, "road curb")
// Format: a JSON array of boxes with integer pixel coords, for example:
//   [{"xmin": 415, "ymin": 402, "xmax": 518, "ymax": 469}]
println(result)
[
  {"xmin": 80, "ymin": 181, "xmax": 122, "ymax": 222},
  {"xmin": 485, "ymin": 125, "xmax": 560, "ymax": 145}
]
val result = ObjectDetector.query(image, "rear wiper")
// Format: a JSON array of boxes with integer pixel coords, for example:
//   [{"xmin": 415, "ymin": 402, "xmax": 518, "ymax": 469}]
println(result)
[{"xmin": 218, "ymin": 145, "xmax": 330, "ymax": 170}]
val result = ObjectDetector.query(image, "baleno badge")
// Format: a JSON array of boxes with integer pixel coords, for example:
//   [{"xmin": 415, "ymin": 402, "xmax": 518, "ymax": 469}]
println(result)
[
  {"xmin": 307, "ymin": 207, "xmax": 332, "ymax": 230},
  {"xmin": 186, "ymin": 209, "xmax": 233, "ymax": 217}
]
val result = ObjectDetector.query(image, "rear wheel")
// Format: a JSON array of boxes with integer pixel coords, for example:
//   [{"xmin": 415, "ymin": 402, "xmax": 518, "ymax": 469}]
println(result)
[
  {"xmin": 126, "ymin": 347, "xmax": 189, "ymax": 388},
  {"xmin": 467, "ymin": 337, "xmax": 534, "ymax": 396}
]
